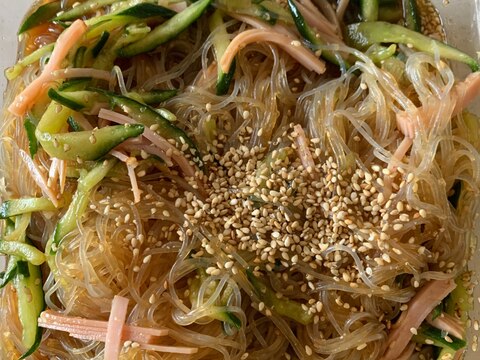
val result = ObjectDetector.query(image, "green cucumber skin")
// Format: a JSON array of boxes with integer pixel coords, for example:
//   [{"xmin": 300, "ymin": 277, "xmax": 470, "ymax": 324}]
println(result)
[
  {"xmin": 119, "ymin": 0, "xmax": 213, "ymax": 57},
  {"xmin": 19, "ymin": 2, "xmax": 61, "ymax": 34},
  {"xmin": 38, "ymin": 124, "xmax": 144, "ymax": 161}
]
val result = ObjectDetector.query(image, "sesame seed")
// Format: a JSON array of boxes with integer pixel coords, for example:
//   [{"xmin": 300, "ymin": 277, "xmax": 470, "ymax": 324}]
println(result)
[
  {"xmin": 305, "ymin": 345, "xmax": 313, "ymax": 356},
  {"xmin": 410, "ymin": 327, "xmax": 418, "ymax": 335}
]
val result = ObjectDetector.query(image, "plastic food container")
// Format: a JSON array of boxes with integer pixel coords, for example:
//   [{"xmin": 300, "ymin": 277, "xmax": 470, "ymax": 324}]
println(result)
[{"xmin": 0, "ymin": 0, "xmax": 479, "ymax": 359}]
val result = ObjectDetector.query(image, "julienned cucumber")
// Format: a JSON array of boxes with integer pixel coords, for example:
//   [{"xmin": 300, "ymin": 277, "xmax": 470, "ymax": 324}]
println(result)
[
  {"xmin": 14, "ymin": 261, "xmax": 45, "ymax": 359},
  {"xmin": 47, "ymin": 159, "xmax": 117, "ymax": 255},
  {"xmin": 19, "ymin": 1, "xmax": 61, "ymax": 34},
  {"xmin": 37, "ymin": 124, "xmax": 145, "ymax": 161},
  {"xmin": 119, "ymin": 0, "xmax": 212, "ymax": 57},
  {"xmin": 101, "ymin": 91, "xmax": 203, "ymax": 168},
  {"xmin": 0, "ymin": 197, "xmax": 57, "ymax": 219},
  {"xmin": 209, "ymin": 10, "xmax": 236, "ymax": 95},
  {"xmin": 346, "ymin": 21, "xmax": 480, "ymax": 71}
]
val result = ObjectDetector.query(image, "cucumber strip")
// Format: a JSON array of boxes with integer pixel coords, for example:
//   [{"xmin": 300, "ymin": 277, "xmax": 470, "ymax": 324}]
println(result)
[
  {"xmin": 47, "ymin": 159, "xmax": 117, "ymax": 254},
  {"xmin": 360, "ymin": 0, "xmax": 379, "ymax": 21},
  {"xmin": 119, "ymin": 0, "xmax": 212, "ymax": 57},
  {"xmin": 5, "ymin": 43, "xmax": 54, "ymax": 81},
  {"xmin": 246, "ymin": 269, "xmax": 313, "ymax": 325},
  {"xmin": 14, "ymin": 261, "xmax": 45, "ymax": 359},
  {"xmin": 0, "ymin": 197, "xmax": 57, "ymax": 219},
  {"xmin": 19, "ymin": 1, "xmax": 61, "ymax": 34},
  {"xmin": 0, "ymin": 241, "xmax": 46, "ymax": 266},
  {"xmin": 73, "ymin": 46, "xmax": 88, "ymax": 68},
  {"xmin": 67, "ymin": 116, "xmax": 83, "ymax": 132},
  {"xmin": 402, "ymin": 0, "xmax": 421, "ymax": 32},
  {"xmin": 55, "ymin": 0, "xmax": 117, "ymax": 21},
  {"xmin": 58, "ymin": 78, "xmax": 92, "ymax": 92},
  {"xmin": 37, "ymin": 124, "xmax": 144, "ymax": 161},
  {"xmin": 445, "ymin": 276, "xmax": 471, "ymax": 323},
  {"xmin": 189, "ymin": 269, "xmax": 241, "ymax": 329},
  {"xmin": 0, "ymin": 257, "xmax": 18, "ymax": 289},
  {"xmin": 346, "ymin": 21, "xmax": 480, "ymax": 72},
  {"xmin": 92, "ymin": 31, "xmax": 110, "ymax": 57},
  {"xmin": 367, "ymin": 43, "xmax": 397, "ymax": 63},
  {"xmin": 24, "ymin": 118, "xmax": 39, "ymax": 157},
  {"xmin": 378, "ymin": 5, "xmax": 403, "ymax": 22},
  {"xmin": 287, "ymin": 0, "xmax": 350, "ymax": 68},
  {"xmin": 412, "ymin": 324, "xmax": 466, "ymax": 351},
  {"xmin": 48, "ymin": 88, "xmax": 108, "ymax": 114},
  {"xmin": 209, "ymin": 10, "xmax": 236, "ymax": 95},
  {"xmin": 116, "ymin": 3, "xmax": 176, "ymax": 19},
  {"xmin": 126, "ymin": 89, "xmax": 178, "ymax": 104},
  {"xmin": 99, "ymin": 90, "xmax": 203, "ymax": 167},
  {"xmin": 36, "ymin": 101, "xmax": 73, "ymax": 134}
]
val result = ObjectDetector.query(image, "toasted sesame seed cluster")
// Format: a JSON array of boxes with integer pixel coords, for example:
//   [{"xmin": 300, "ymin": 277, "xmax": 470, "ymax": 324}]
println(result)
[{"xmin": 179, "ymin": 125, "xmax": 427, "ymax": 290}]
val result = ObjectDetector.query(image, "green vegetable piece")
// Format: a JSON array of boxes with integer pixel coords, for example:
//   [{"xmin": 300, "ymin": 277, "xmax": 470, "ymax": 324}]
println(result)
[
  {"xmin": 47, "ymin": 159, "xmax": 117, "ymax": 254},
  {"xmin": 247, "ymin": 269, "xmax": 313, "ymax": 325},
  {"xmin": 37, "ymin": 124, "xmax": 144, "ymax": 161},
  {"xmin": 360, "ymin": 0, "xmax": 379, "ymax": 21},
  {"xmin": 19, "ymin": 1, "xmax": 61, "ymax": 34},
  {"xmin": 430, "ymin": 303, "xmax": 443, "ymax": 321},
  {"xmin": 58, "ymin": 78, "xmax": 92, "ymax": 92},
  {"xmin": 6, "ymin": 43, "xmax": 54, "ymax": 81},
  {"xmin": 117, "ymin": 3, "xmax": 176, "ymax": 19},
  {"xmin": 378, "ymin": 5, "xmax": 403, "ymax": 22},
  {"xmin": 37, "ymin": 101, "xmax": 73, "ymax": 134},
  {"xmin": 0, "ymin": 257, "xmax": 18, "ymax": 289},
  {"xmin": 73, "ymin": 46, "xmax": 88, "ymax": 68},
  {"xmin": 287, "ymin": 0, "xmax": 350, "ymax": 68},
  {"xmin": 119, "ymin": 0, "xmax": 212, "ymax": 57},
  {"xmin": 257, "ymin": 4, "xmax": 278, "ymax": 25},
  {"xmin": 402, "ymin": 0, "xmax": 421, "ymax": 32},
  {"xmin": 67, "ymin": 116, "xmax": 83, "ymax": 132},
  {"xmin": 367, "ymin": 43, "xmax": 397, "ymax": 63},
  {"xmin": 209, "ymin": 10, "xmax": 236, "ymax": 95},
  {"xmin": 412, "ymin": 324, "xmax": 466, "ymax": 351},
  {"xmin": 48, "ymin": 88, "xmax": 109, "ymax": 114},
  {"xmin": 55, "ymin": 0, "xmax": 117, "ymax": 21},
  {"xmin": 189, "ymin": 269, "xmax": 241, "ymax": 329},
  {"xmin": 445, "ymin": 275, "xmax": 471, "ymax": 323},
  {"xmin": 92, "ymin": 31, "xmax": 110, "ymax": 58},
  {"xmin": 346, "ymin": 21, "xmax": 480, "ymax": 72},
  {"xmin": 14, "ymin": 261, "xmax": 45, "ymax": 359},
  {"xmin": 126, "ymin": 89, "xmax": 178, "ymax": 104},
  {"xmin": 0, "ymin": 197, "xmax": 57, "ymax": 219},
  {"xmin": 0, "ymin": 241, "xmax": 46, "ymax": 266},
  {"xmin": 100, "ymin": 91, "xmax": 203, "ymax": 167},
  {"xmin": 24, "ymin": 118, "xmax": 39, "ymax": 157}
]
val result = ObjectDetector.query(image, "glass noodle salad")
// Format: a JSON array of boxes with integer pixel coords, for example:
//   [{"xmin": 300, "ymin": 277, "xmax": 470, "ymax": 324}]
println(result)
[{"xmin": 1, "ymin": 0, "xmax": 480, "ymax": 359}]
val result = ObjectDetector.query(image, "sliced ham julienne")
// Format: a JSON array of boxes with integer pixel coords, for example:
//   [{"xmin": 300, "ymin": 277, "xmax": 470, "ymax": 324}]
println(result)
[
  {"xmin": 381, "ymin": 279, "xmax": 456, "ymax": 360},
  {"xmin": 8, "ymin": 20, "xmax": 87, "ymax": 117},
  {"xmin": 219, "ymin": 29, "xmax": 326, "ymax": 75},
  {"xmin": 396, "ymin": 71, "xmax": 480, "ymax": 139},
  {"xmin": 105, "ymin": 295, "xmax": 130, "ymax": 359},
  {"xmin": 38, "ymin": 310, "xmax": 168, "ymax": 344},
  {"xmin": 37, "ymin": 302, "xmax": 200, "ymax": 357}
]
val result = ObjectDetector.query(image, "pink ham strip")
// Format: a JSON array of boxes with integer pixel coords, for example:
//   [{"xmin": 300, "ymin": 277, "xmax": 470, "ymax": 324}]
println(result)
[
  {"xmin": 293, "ymin": 124, "xmax": 317, "ymax": 177},
  {"xmin": 219, "ymin": 29, "xmax": 326, "ymax": 75},
  {"xmin": 105, "ymin": 296, "xmax": 129, "ymax": 360},
  {"xmin": 110, "ymin": 151, "xmax": 142, "ymax": 204},
  {"xmin": 381, "ymin": 279, "xmax": 456, "ymax": 360},
  {"xmin": 99, "ymin": 109, "xmax": 196, "ymax": 177},
  {"xmin": 39, "ymin": 310, "xmax": 168, "ymax": 340},
  {"xmin": 19, "ymin": 149, "xmax": 59, "ymax": 207},
  {"xmin": 8, "ymin": 20, "xmax": 88, "ymax": 117},
  {"xmin": 396, "ymin": 72, "xmax": 480, "ymax": 139}
]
